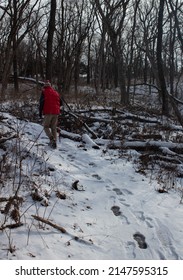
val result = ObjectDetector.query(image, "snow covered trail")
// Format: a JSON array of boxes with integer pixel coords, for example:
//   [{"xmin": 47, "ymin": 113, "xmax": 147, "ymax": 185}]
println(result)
[
  {"xmin": 1, "ymin": 118, "xmax": 183, "ymax": 260},
  {"xmin": 28, "ymin": 123, "xmax": 183, "ymax": 260}
]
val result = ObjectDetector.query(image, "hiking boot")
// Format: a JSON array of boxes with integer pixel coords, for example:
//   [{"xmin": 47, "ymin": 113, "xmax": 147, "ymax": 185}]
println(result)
[
  {"xmin": 51, "ymin": 140, "xmax": 57, "ymax": 149},
  {"xmin": 49, "ymin": 137, "xmax": 57, "ymax": 149}
]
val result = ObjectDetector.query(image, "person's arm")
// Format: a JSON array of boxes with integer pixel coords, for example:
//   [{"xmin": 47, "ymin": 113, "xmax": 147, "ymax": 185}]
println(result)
[
  {"xmin": 60, "ymin": 97, "xmax": 63, "ymax": 107},
  {"xmin": 39, "ymin": 92, "xmax": 44, "ymax": 118}
]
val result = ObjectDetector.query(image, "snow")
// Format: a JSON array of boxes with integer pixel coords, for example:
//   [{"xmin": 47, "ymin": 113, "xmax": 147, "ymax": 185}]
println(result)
[{"xmin": 1, "ymin": 112, "xmax": 183, "ymax": 262}]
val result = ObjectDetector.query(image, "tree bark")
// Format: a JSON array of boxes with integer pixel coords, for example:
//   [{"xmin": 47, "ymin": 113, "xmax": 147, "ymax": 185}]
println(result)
[
  {"xmin": 46, "ymin": 0, "xmax": 56, "ymax": 82},
  {"xmin": 157, "ymin": 0, "xmax": 169, "ymax": 115}
]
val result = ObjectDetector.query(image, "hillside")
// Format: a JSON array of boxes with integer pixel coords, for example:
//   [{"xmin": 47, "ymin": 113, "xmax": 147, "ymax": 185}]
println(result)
[{"xmin": 0, "ymin": 93, "xmax": 183, "ymax": 260}]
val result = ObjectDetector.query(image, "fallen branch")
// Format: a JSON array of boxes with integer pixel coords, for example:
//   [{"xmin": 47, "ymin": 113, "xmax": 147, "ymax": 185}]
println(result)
[
  {"xmin": 32, "ymin": 215, "xmax": 67, "ymax": 234},
  {"xmin": 0, "ymin": 134, "xmax": 17, "ymax": 144},
  {"xmin": 0, "ymin": 197, "xmax": 9, "ymax": 203},
  {"xmin": 32, "ymin": 215, "xmax": 93, "ymax": 246},
  {"xmin": 0, "ymin": 222, "xmax": 23, "ymax": 231},
  {"xmin": 18, "ymin": 76, "xmax": 44, "ymax": 86},
  {"xmin": 67, "ymin": 111, "xmax": 98, "ymax": 139},
  {"xmin": 76, "ymin": 108, "xmax": 160, "ymax": 124}
]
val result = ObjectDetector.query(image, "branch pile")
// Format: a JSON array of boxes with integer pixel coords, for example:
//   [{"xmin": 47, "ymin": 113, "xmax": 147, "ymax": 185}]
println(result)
[{"xmin": 59, "ymin": 106, "xmax": 183, "ymax": 181}]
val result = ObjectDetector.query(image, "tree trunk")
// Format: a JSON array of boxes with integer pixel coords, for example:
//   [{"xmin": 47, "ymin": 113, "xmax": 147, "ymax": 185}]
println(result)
[
  {"xmin": 95, "ymin": 25, "xmax": 106, "ymax": 94},
  {"xmin": 87, "ymin": 35, "xmax": 92, "ymax": 85},
  {"xmin": 1, "ymin": 41, "xmax": 13, "ymax": 94},
  {"xmin": 167, "ymin": 0, "xmax": 183, "ymax": 52},
  {"xmin": 57, "ymin": 0, "xmax": 65, "ymax": 93},
  {"xmin": 127, "ymin": 0, "xmax": 141, "ymax": 96},
  {"xmin": 46, "ymin": 0, "xmax": 56, "ymax": 82},
  {"xmin": 13, "ymin": 38, "xmax": 19, "ymax": 93},
  {"xmin": 157, "ymin": 0, "xmax": 169, "ymax": 115}
]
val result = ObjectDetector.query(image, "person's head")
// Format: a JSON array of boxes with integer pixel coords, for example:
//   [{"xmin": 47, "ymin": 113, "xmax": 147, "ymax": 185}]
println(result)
[{"xmin": 44, "ymin": 80, "xmax": 51, "ymax": 87}]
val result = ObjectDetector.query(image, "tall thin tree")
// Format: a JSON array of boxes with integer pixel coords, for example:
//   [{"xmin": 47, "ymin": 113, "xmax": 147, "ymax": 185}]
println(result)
[
  {"xmin": 157, "ymin": 0, "xmax": 169, "ymax": 115},
  {"xmin": 46, "ymin": 0, "xmax": 56, "ymax": 82}
]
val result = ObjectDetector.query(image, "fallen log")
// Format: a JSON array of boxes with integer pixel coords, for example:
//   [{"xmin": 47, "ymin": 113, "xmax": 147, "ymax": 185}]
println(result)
[
  {"xmin": 60, "ymin": 129, "xmax": 81, "ymax": 142},
  {"xmin": 60, "ymin": 130, "xmax": 100, "ymax": 149},
  {"xmin": 75, "ymin": 108, "xmax": 160, "ymax": 124},
  {"xmin": 105, "ymin": 139, "xmax": 183, "ymax": 153}
]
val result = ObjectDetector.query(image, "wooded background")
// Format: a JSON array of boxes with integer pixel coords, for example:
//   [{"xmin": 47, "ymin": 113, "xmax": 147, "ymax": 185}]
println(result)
[{"xmin": 0, "ymin": 0, "xmax": 183, "ymax": 119}]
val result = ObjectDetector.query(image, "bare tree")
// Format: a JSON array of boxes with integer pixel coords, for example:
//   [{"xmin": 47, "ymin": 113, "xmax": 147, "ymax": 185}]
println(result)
[
  {"xmin": 72, "ymin": 1, "xmax": 95, "ymax": 101},
  {"xmin": 167, "ymin": 0, "xmax": 183, "ymax": 51},
  {"xmin": 46, "ymin": 0, "xmax": 56, "ymax": 82},
  {"xmin": 55, "ymin": 0, "xmax": 95, "ymax": 97},
  {"xmin": 0, "ymin": 0, "xmax": 182, "ymax": 117},
  {"xmin": 93, "ymin": 0, "xmax": 130, "ymax": 105},
  {"xmin": 94, "ymin": 18, "xmax": 107, "ymax": 94},
  {"xmin": 126, "ymin": 0, "xmax": 141, "ymax": 96},
  {"xmin": 157, "ymin": 0, "xmax": 169, "ymax": 115},
  {"xmin": 0, "ymin": 0, "xmax": 42, "ymax": 94}
]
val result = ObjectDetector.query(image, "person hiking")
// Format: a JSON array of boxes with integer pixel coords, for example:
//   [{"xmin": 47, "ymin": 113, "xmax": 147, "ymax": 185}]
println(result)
[{"xmin": 39, "ymin": 80, "xmax": 61, "ymax": 149}]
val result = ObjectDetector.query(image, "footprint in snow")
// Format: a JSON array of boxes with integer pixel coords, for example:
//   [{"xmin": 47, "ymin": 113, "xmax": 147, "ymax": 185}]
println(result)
[
  {"xmin": 89, "ymin": 162, "xmax": 97, "ymax": 167},
  {"xmin": 111, "ymin": 206, "xmax": 130, "ymax": 224},
  {"xmin": 113, "ymin": 188, "xmax": 124, "ymax": 195},
  {"xmin": 126, "ymin": 241, "xmax": 136, "ymax": 258},
  {"xmin": 67, "ymin": 154, "xmax": 75, "ymax": 161},
  {"xmin": 111, "ymin": 205, "xmax": 121, "ymax": 216},
  {"xmin": 122, "ymin": 188, "xmax": 133, "ymax": 195},
  {"xmin": 92, "ymin": 174, "xmax": 102, "ymax": 180},
  {"xmin": 135, "ymin": 211, "xmax": 154, "ymax": 228},
  {"xmin": 133, "ymin": 232, "xmax": 147, "ymax": 249}
]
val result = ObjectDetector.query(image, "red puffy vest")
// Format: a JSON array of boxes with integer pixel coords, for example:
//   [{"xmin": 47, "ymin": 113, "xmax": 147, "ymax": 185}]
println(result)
[{"xmin": 43, "ymin": 86, "xmax": 60, "ymax": 115}]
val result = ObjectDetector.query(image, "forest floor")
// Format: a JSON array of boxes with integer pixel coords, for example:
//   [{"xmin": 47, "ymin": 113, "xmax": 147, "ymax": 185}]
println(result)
[{"xmin": 0, "ymin": 84, "xmax": 183, "ymax": 260}]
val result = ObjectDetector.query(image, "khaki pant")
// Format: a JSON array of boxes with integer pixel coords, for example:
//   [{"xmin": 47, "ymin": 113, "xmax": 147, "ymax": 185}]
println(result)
[{"xmin": 43, "ymin": 114, "xmax": 58, "ymax": 141}]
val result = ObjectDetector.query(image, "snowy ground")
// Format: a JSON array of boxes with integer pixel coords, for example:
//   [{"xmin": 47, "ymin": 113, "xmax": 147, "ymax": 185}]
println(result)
[{"xmin": 0, "ymin": 113, "xmax": 183, "ymax": 260}]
